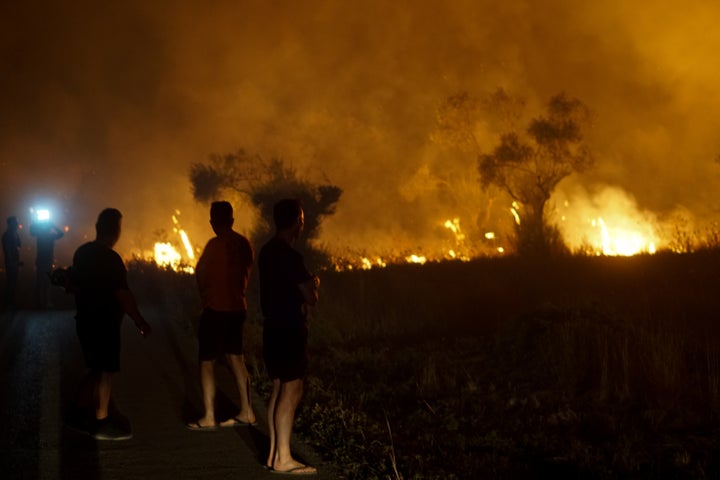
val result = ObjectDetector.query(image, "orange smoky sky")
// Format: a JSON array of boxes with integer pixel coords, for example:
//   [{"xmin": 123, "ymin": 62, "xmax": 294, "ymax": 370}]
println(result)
[{"xmin": 2, "ymin": 0, "xmax": 720, "ymax": 263}]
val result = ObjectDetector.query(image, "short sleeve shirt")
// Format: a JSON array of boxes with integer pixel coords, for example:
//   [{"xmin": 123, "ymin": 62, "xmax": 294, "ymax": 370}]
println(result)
[
  {"xmin": 72, "ymin": 241, "xmax": 128, "ymax": 324},
  {"xmin": 30, "ymin": 223, "xmax": 63, "ymax": 267},
  {"xmin": 258, "ymin": 236, "xmax": 313, "ymax": 330},
  {"xmin": 2, "ymin": 230, "xmax": 21, "ymax": 268},
  {"xmin": 195, "ymin": 230, "xmax": 253, "ymax": 312}
]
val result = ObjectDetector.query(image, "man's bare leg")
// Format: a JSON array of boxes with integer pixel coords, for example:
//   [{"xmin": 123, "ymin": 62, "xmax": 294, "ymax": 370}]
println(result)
[
  {"xmin": 95, "ymin": 372, "xmax": 113, "ymax": 420},
  {"xmin": 197, "ymin": 360, "xmax": 217, "ymax": 427},
  {"xmin": 271, "ymin": 379, "xmax": 316, "ymax": 474},
  {"xmin": 266, "ymin": 379, "xmax": 281, "ymax": 469},
  {"xmin": 223, "ymin": 353, "xmax": 256, "ymax": 425}
]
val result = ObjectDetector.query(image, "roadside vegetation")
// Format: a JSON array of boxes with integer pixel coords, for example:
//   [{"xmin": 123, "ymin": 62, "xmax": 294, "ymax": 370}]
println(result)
[{"xmin": 130, "ymin": 248, "xmax": 720, "ymax": 479}]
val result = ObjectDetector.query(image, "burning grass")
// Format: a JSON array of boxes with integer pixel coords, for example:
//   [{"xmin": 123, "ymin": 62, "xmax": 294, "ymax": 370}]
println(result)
[{"xmin": 129, "ymin": 250, "xmax": 720, "ymax": 479}]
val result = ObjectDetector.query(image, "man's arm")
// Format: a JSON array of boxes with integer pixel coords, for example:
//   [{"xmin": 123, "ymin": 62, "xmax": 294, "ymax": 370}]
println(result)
[
  {"xmin": 51, "ymin": 225, "xmax": 64, "ymax": 240},
  {"xmin": 115, "ymin": 288, "xmax": 152, "ymax": 337},
  {"xmin": 298, "ymin": 275, "xmax": 320, "ymax": 307}
]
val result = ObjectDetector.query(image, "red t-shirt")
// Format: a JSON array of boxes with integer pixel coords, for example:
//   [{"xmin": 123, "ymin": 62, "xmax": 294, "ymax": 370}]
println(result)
[{"xmin": 195, "ymin": 230, "xmax": 253, "ymax": 312}]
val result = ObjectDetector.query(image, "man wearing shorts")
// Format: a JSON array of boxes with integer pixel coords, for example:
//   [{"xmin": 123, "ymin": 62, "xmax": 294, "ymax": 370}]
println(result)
[
  {"xmin": 70, "ymin": 208, "xmax": 151, "ymax": 440},
  {"xmin": 259, "ymin": 199, "xmax": 319, "ymax": 475},
  {"xmin": 187, "ymin": 201, "xmax": 256, "ymax": 430}
]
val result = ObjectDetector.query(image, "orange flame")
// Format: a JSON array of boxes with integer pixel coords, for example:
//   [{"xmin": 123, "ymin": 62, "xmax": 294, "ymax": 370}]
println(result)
[{"xmin": 149, "ymin": 210, "xmax": 196, "ymax": 273}]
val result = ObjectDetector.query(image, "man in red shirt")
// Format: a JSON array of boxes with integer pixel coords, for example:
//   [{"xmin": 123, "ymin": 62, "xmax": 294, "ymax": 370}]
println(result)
[{"xmin": 187, "ymin": 201, "xmax": 256, "ymax": 430}]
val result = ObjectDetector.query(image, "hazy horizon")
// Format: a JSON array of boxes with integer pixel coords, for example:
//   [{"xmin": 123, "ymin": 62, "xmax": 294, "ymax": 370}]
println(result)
[{"xmin": 3, "ymin": 0, "xmax": 720, "ymax": 265}]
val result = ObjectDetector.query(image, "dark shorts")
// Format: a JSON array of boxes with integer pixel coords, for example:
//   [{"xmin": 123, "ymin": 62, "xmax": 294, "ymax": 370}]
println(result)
[
  {"xmin": 263, "ymin": 326, "xmax": 308, "ymax": 382},
  {"xmin": 198, "ymin": 308, "xmax": 246, "ymax": 361},
  {"xmin": 76, "ymin": 317, "xmax": 122, "ymax": 373}
]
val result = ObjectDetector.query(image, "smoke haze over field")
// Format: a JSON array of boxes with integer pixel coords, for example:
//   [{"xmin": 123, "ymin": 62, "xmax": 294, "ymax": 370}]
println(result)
[{"xmin": 2, "ymin": 0, "xmax": 720, "ymax": 264}]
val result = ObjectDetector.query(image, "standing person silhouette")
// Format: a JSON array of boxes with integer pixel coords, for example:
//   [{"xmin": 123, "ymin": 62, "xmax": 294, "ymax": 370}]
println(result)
[
  {"xmin": 259, "ymin": 199, "xmax": 319, "ymax": 475},
  {"xmin": 68, "ymin": 208, "xmax": 152, "ymax": 440},
  {"xmin": 29, "ymin": 212, "xmax": 63, "ymax": 308},
  {"xmin": 2, "ymin": 216, "xmax": 22, "ymax": 309},
  {"xmin": 186, "ymin": 200, "xmax": 257, "ymax": 430}
]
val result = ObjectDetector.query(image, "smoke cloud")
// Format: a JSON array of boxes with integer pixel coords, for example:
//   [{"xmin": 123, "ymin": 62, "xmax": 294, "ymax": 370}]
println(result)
[{"xmin": 2, "ymin": 0, "xmax": 719, "ymax": 264}]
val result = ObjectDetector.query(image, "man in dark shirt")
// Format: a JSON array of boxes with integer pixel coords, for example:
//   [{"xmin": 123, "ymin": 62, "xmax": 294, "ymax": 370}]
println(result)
[
  {"xmin": 259, "ymin": 199, "xmax": 319, "ymax": 475},
  {"xmin": 2, "ymin": 216, "xmax": 22, "ymax": 309},
  {"xmin": 69, "ymin": 208, "xmax": 151, "ymax": 440}
]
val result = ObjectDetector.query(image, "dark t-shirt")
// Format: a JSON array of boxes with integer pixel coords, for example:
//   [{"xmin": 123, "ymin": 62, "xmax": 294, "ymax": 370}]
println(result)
[
  {"xmin": 2, "ymin": 230, "xmax": 21, "ymax": 269},
  {"xmin": 258, "ymin": 236, "xmax": 312, "ymax": 330},
  {"xmin": 30, "ymin": 223, "xmax": 63, "ymax": 268},
  {"xmin": 72, "ymin": 241, "xmax": 128, "ymax": 326}
]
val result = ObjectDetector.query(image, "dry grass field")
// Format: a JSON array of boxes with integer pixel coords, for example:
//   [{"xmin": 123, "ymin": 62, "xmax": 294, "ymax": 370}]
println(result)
[{"xmin": 131, "ymin": 249, "xmax": 720, "ymax": 479}]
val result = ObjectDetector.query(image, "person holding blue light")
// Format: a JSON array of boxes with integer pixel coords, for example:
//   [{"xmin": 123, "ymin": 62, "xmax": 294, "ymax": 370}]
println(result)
[{"xmin": 30, "ymin": 209, "xmax": 64, "ymax": 308}]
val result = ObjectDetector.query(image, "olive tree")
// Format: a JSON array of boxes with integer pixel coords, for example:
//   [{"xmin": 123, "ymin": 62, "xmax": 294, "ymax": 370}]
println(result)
[
  {"xmin": 189, "ymin": 149, "xmax": 342, "ymax": 260},
  {"xmin": 436, "ymin": 89, "xmax": 593, "ymax": 255}
]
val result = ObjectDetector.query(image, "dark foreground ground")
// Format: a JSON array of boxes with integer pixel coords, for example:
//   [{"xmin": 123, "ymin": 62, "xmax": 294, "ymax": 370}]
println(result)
[{"xmin": 0, "ymin": 306, "xmax": 337, "ymax": 480}]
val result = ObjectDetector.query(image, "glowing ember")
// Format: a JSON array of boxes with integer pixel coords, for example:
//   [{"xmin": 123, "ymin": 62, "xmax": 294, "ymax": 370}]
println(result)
[
  {"xmin": 510, "ymin": 202, "xmax": 521, "ymax": 225},
  {"xmin": 443, "ymin": 217, "xmax": 472, "ymax": 260},
  {"xmin": 360, "ymin": 257, "xmax": 387, "ymax": 270},
  {"xmin": 444, "ymin": 218, "xmax": 465, "ymax": 241},
  {"xmin": 179, "ymin": 230, "xmax": 194, "ymax": 260},
  {"xmin": 330, "ymin": 216, "xmax": 491, "ymax": 271},
  {"xmin": 172, "ymin": 210, "xmax": 196, "ymax": 261}
]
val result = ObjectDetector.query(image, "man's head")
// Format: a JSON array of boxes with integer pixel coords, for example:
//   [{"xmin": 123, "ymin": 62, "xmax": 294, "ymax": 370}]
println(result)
[
  {"xmin": 210, "ymin": 201, "xmax": 234, "ymax": 234},
  {"xmin": 273, "ymin": 199, "xmax": 304, "ymax": 237},
  {"xmin": 96, "ymin": 208, "xmax": 122, "ymax": 246},
  {"xmin": 6, "ymin": 216, "xmax": 18, "ymax": 229}
]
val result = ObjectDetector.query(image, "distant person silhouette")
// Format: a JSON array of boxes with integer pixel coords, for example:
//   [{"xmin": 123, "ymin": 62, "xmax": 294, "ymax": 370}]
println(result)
[
  {"xmin": 259, "ymin": 199, "xmax": 319, "ymax": 475},
  {"xmin": 67, "ymin": 208, "xmax": 152, "ymax": 441},
  {"xmin": 186, "ymin": 201, "xmax": 257, "ymax": 430},
  {"xmin": 2, "ymin": 216, "xmax": 23, "ymax": 309},
  {"xmin": 30, "ymin": 215, "xmax": 63, "ymax": 308}
]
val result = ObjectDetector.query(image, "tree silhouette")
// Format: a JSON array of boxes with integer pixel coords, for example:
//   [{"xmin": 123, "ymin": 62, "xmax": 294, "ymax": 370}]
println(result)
[
  {"xmin": 436, "ymin": 89, "xmax": 594, "ymax": 255},
  {"xmin": 189, "ymin": 149, "xmax": 342, "ymax": 258}
]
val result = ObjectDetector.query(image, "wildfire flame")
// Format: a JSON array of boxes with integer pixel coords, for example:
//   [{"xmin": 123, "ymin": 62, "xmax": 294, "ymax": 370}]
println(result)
[
  {"xmin": 154, "ymin": 242, "xmax": 182, "ymax": 267},
  {"xmin": 360, "ymin": 257, "xmax": 387, "ymax": 270},
  {"xmin": 594, "ymin": 217, "xmax": 657, "ymax": 256},
  {"xmin": 147, "ymin": 187, "xmax": 675, "ymax": 275},
  {"xmin": 149, "ymin": 210, "xmax": 196, "ymax": 273},
  {"xmin": 406, "ymin": 254, "xmax": 427, "ymax": 264},
  {"xmin": 554, "ymin": 186, "xmax": 662, "ymax": 256},
  {"xmin": 331, "ymin": 185, "xmax": 665, "ymax": 270},
  {"xmin": 332, "ymin": 217, "xmax": 475, "ymax": 271}
]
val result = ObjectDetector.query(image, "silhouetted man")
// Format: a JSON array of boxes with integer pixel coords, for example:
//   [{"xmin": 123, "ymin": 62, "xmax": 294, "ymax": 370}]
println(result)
[
  {"xmin": 30, "ymin": 217, "xmax": 63, "ymax": 307},
  {"xmin": 68, "ymin": 208, "xmax": 152, "ymax": 440},
  {"xmin": 186, "ymin": 201, "xmax": 257, "ymax": 430},
  {"xmin": 2, "ymin": 216, "xmax": 22, "ymax": 309},
  {"xmin": 259, "ymin": 199, "xmax": 319, "ymax": 475}
]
